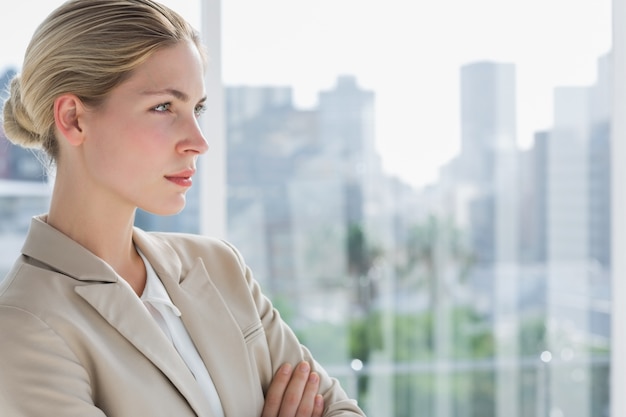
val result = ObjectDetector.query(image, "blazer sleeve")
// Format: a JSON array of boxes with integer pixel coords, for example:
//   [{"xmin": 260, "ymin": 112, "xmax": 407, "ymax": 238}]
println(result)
[
  {"xmin": 222, "ymin": 241, "xmax": 366, "ymax": 417},
  {"xmin": 0, "ymin": 305, "xmax": 107, "ymax": 417}
]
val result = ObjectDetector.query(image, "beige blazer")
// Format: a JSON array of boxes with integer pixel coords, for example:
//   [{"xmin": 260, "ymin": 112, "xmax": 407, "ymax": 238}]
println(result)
[{"xmin": 0, "ymin": 216, "xmax": 365, "ymax": 416}]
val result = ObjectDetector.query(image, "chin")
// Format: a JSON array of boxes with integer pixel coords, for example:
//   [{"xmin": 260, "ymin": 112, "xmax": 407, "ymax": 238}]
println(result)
[{"xmin": 143, "ymin": 197, "xmax": 187, "ymax": 216}]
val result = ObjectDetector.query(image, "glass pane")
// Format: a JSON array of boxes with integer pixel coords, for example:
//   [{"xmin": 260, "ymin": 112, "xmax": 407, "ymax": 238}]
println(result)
[
  {"xmin": 221, "ymin": 1, "xmax": 612, "ymax": 416},
  {"xmin": 0, "ymin": 1, "xmax": 614, "ymax": 416}
]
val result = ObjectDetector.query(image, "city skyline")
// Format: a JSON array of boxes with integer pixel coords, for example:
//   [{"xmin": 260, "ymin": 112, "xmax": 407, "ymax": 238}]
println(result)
[{"xmin": 0, "ymin": 0, "xmax": 612, "ymax": 187}]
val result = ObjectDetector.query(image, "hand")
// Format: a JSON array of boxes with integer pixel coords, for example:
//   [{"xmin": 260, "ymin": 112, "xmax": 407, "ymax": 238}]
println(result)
[{"xmin": 262, "ymin": 361, "xmax": 324, "ymax": 417}]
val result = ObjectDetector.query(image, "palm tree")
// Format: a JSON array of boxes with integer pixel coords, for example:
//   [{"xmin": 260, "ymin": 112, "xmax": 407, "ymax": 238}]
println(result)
[
  {"xmin": 395, "ymin": 214, "xmax": 477, "ymax": 417},
  {"xmin": 346, "ymin": 223, "xmax": 384, "ymax": 404}
]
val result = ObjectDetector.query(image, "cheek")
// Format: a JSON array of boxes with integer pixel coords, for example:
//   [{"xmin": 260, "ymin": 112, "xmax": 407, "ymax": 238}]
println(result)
[
  {"xmin": 86, "ymin": 128, "xmax": 142, "ymax": 176},
  {"xmin": 87, "ymin": 113, "xmax": 173, "ymax": 165},
  {"xmin": 129, "ymin": 120, "xmax": 173, "ymax": 150}
]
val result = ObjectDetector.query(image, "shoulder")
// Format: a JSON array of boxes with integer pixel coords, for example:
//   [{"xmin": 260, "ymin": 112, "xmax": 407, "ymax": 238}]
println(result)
[
  {"xmin": 0, "ymin": 257, "xmax": 89, "ymax": 361},
  {"xmin": 150, "ymin": 231, "xmax": 238, "ymax": 254},
  {"xmin": 0, "ymin": 256, "xmax": 77, "ymax": 311}
]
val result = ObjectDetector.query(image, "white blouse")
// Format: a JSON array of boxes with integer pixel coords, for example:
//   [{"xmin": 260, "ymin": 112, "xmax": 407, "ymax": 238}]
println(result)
[{"xmin": 137, "ymin": 249, "xmax": 225, "ymax": 417}]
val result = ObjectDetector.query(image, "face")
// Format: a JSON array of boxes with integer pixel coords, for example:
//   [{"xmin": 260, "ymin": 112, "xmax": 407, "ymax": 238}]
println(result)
[{"xmin": 78, "ymin": 40, "xmax": 209, "ymax": 216}]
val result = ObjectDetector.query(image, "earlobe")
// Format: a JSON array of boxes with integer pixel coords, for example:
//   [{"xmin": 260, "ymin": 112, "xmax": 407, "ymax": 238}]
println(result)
[{"xmin": 54, "ymin": 94, "xmax": 85, "ymax": 146}]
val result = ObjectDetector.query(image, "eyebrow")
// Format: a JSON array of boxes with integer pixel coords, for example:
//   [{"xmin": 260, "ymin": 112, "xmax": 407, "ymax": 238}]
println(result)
[{"xmin": 141, "ymin": 88, "xmax": 206, "ymax": 103}]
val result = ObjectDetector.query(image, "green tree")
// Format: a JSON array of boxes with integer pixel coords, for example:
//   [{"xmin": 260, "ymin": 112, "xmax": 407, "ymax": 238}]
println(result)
[
  {"xmin": 346, "ymin": 223, "xmax": 384, "ymax": 404},
  {"xmin": 394, "ymin": 214, "xmax": 478, "ymax": 416}
]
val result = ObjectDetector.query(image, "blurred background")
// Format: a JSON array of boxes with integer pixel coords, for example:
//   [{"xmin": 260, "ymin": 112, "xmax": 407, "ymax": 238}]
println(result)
[{"xmin": 0, "ymin": 1, "xmax": 616, "ymax": 416}]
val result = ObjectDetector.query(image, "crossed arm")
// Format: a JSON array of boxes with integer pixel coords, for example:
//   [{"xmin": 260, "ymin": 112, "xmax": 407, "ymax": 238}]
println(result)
[
  {"xmin": 262, "ymin": 361, "xmax": 324, "ymax": 417},
  {"xmin": 0, "ymin": 306, "xmax": 325, "ymax": 417}
]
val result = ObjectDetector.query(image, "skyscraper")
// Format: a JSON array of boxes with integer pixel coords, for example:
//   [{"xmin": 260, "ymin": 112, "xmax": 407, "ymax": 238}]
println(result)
[
  {"xmin": 458, "ymin": 61, "xmax": 518, "ymax": 266},
  {"xmin": 456, "ymin": 61, "xmax": 521, "ymax": 416},
  {"xmin": 459, "ymin": 61, "xmax": 517, "ymax": 186}
]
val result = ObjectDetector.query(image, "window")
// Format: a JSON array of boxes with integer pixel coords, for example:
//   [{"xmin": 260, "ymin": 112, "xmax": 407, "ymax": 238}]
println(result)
[
  {"xmin": 219, "ymin": 2, "xmax": 613, "ymax": 416},
  {"xmin": 0, "ymin": 1, "xmax": 615, "ymax": 416}
]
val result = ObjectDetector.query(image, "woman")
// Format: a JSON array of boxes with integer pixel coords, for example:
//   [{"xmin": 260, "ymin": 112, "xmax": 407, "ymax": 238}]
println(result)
[{"xmin": 0, "ymin": 1, "xmax": 365, "ymax": 416}]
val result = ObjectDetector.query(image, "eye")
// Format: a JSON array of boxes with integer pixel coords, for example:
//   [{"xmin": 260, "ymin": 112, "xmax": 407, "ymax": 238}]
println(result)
[
  {"xmin": 152, "ymin": 102, "xmax": 171, "ymax": 112},
  {"xmin": 194, "ymin": 103, "xmax": 207, "ymax": 117}
]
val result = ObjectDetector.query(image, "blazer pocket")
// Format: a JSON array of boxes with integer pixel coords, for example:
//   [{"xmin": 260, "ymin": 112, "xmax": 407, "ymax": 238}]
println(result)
[{"xmin": 242, "ymin": 320, "xmax": 265, "ymax": 344}]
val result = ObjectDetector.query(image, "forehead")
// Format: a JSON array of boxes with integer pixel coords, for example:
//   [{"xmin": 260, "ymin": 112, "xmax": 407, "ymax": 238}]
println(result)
[{"xmin": 116, "ymin": 41, "xmax": 206, "ymax": 100}]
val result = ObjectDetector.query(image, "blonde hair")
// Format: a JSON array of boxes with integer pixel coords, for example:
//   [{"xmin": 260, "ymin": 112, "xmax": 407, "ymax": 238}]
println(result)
[{"xmin": 2, "ymin": 0, "xmax": 205, "ymax": 161}]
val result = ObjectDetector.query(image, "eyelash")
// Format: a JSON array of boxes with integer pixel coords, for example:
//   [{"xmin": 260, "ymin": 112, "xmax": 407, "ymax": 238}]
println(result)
[
  {"xmin": 152, "ymin": 103, "xmax": 171, "ymax": 113},
  {"xmin": 194, "ymin": 103, "xmax": 207, "ymax": 116},
  {"xmin": 152, "ymin": 102, "xmax": 207, "ymax": 117}
]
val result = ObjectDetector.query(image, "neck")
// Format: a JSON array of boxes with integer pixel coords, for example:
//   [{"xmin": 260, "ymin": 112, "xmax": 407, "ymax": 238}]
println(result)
[{"xmin": 47, "ymin": 171, "xmax": 146, "ymax": 295}]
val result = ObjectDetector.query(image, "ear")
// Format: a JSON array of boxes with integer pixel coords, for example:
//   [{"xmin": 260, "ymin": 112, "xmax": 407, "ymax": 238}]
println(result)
[{"xmin": 54, "ymin": 94, "xmax": 86, "ymax": 146}]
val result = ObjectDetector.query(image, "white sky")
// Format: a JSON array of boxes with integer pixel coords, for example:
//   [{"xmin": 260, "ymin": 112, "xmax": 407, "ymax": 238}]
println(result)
[{"xmin": 0, "ymin": 0, "xmax": 612, "ymax": 187}]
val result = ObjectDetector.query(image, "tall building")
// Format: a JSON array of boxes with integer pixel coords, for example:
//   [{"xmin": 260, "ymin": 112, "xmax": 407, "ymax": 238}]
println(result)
[
  {"xmin": 588, "ymin": 120, "xmax": 611, "ymax": 268},
  {"xmin": 317, "ymin": 76, "xmax": 379, "ymax": 226},
  {"xmin": 225, "ymin": 84, "xmax": 315, "ymax": 295},
  {"xmin": 587, "ymin": 54, "xmax": 612, "ymax": 269},
  {"xmin": 458, "ymin": 62, "xmax": 518, "ymax": 267},
  {"xmin": 514, "ymin": 53, "xmax": 612, "ymax": 417},
  {"xmin": 445, "ymin": 53, "xmax": 611, "ymax": 417},
  {"xmin": 224, "ymin": 78, "xmax": 381, "ymax": 303},
  {"xmin": 225, "ymin": 78, "xmax": 382, "ymax": 326},
  {"xmin": 546, "ymin": 55, "xmax": 611, "ymax": 417},
  {"xmin": 459, "ymin": 61, "xmax": 517, "ymax": 185},
  {"xmin": 520, "ymin": 130, "xmax": 549, "ymax": 265},
  {"xmin": 453, "ymin": 61, "xmax": 522, "ymax": 416}
]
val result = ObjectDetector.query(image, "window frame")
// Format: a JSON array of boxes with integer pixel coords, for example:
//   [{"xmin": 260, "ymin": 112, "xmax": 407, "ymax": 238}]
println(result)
[
  {"xmin": 611, "ymin": 0, "xmax": 625, "ymax": 415},
  {"xmin": 199, "ymin": 0, "xmax": 227, "ymax": 238}
]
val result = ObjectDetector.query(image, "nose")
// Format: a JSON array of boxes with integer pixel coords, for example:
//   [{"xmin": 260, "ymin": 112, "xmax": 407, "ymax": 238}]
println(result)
[{"xmin": 178, "ymin": 117, "xmax": 209, "ymax": 155}]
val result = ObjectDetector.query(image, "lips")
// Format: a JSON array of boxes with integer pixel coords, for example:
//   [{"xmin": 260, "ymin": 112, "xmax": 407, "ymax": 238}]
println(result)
[{"xmin": 165, "ymin": 169, "xmax": 195, "ymax": 187}]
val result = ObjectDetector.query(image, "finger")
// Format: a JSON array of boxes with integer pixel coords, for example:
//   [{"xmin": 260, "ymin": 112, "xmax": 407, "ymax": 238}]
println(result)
[
  {"xmin": 312, "ymin": 394, "xmax": 324, "ymax": 417},
  {"xmin": 278, "ymin": 361, "xmax": 311, "ymax": 417},
  {"xmin": 262, "ymin": 363, "xmax": 294, "ymax": 417},
  {"xmin": 295, "ymin": 371, "xmax": 321, "ymax": 417}
]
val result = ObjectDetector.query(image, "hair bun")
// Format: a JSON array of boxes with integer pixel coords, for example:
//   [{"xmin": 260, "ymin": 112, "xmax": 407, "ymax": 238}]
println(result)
[{"xmin": 2, "ymin": 76, "xmax": 43, "ymax": 148}]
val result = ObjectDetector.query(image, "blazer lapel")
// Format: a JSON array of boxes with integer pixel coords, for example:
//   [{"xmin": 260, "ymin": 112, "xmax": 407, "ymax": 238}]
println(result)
[
  {"xmin": 74, "ymin": 281, "xmax": 217, "ymax": 417},
  {"xmin": 170, "ymin": 261, "xmax": 263, "ymax": 415},
  {"xmin": 133, "ymin": 229, "xmax": 262, "ymax": 416}
]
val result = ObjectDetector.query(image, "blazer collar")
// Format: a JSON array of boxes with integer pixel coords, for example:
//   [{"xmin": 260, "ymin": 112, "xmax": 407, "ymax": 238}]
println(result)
[
  {"xmin": 21, "ymin": 216, "xmax": 185, "ymax": 285},
  {"xmin": 22, "ymin": 215, "xmax": 119, "ymax": 283}
]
